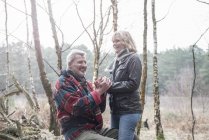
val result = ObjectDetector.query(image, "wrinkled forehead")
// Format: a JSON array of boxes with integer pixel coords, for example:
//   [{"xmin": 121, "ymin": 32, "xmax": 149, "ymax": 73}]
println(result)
[{"xmin": 74, "ymin": 54, "xmax": 86, "ymax": 60}]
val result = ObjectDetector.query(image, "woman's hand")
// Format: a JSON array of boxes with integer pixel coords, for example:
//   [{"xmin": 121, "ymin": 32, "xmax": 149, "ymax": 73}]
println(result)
[{"xmin": 95, "ymin": 76, "xmax": 112, "ymax": 95}]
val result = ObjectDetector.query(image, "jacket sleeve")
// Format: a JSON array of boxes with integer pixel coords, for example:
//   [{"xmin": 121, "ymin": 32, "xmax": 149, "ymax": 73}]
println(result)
[
  {"xmin": 109, "ymin": 55, "xmax": 142, "ymax": 93},
  {"xmin": 99, "ymin": 93, "xmax": 107, "ymax": 113},
  {"xmin": 87, "ymin": 81, "xmax": 107, "ymax": 113},
  {"xmin": 54, "ymin": 77, "xmax": 102, "ymax": 116}
]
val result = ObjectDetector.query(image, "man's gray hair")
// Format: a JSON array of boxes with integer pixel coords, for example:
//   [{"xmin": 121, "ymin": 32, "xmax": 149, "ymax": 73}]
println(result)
[{"xmin": 66, "ymin": 49, "xmax": 86, "ymax": 69}]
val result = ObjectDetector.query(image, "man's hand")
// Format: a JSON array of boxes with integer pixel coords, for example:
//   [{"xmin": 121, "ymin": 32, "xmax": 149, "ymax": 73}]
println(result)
[{"xmin": 95, "ymin": 76, "xmax": 112, "ymax": 96}]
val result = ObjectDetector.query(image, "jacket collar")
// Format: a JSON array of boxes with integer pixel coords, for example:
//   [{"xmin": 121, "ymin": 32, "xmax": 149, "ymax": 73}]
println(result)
[
  {"xmin": 106, "ymin": 49, "xmax": 134, "ymax": 72},
  {"xmin": 61, "ymin": 69, "xmax": 87, "ymax": 87},
  {"xmin": 117, "ymin": 48, "xmax": 134, "ymax": 62}
]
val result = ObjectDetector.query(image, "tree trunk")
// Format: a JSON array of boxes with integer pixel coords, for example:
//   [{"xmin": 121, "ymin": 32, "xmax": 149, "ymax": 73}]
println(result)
[
  {"xmin": 137, "ymin": 0, "xmax": 148, "ymax": 136},
  {"xmin": 152, "ymin": 0, "xmax": 165, "ymax": 139},
  {"xmin": 191, "ymin": 45, "xmax": 196, "ymax": 140},
  {"xmin": 3, "ymin": 0, "xmax": 9, "ymax": 116},
  {"xmin": 93, "ymin": 49, "xmax": 100, "ymax": 82},
  {"xmin": 30, "ymin": 0, "xmax": 60, "ymax": 135},
  {"xmin": 24, "ymin": 0, "xmax": 40, "ymax": 112},
  {"xmin": 47, "ymin": 0, "xmax": 62, "ymax": 71},
  {"xmin": 111, "ymin": 0, "xmax": 118, "ymax": 32}
]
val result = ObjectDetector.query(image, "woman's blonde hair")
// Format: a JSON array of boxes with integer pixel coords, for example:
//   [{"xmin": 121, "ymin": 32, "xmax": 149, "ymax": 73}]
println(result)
[{"xmin": 112, "ymin": 30, "xmax": 137, "ymax": 53}]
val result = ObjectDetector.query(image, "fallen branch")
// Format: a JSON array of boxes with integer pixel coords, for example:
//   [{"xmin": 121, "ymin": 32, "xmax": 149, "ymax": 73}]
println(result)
[{"xmin": 12, "ymin": 74, "xmax": 35, "ymax": 110}]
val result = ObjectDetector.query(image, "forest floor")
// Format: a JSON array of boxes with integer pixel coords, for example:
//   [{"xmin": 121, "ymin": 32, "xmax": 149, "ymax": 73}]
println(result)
[
  {"xmin": 102, "ymin": 96, "xmax": 209, "ymax": 140},
  {"xmin": 1, "ymin": 95, "xmax": 209, "ymax": 140}
]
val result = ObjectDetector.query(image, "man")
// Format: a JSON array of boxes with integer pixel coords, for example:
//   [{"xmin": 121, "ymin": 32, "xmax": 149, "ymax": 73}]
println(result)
[{"xmin": 54, "ymin": 49, "xmax": 117, "ymax": 140}]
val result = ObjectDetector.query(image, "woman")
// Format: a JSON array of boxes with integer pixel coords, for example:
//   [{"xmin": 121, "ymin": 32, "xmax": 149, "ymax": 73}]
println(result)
[{"xmin": 107, "ymin": 31, "xmax": 142, "ymax": 140}]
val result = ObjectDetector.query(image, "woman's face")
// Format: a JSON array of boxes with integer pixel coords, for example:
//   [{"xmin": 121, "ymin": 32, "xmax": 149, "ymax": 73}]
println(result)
[{"xmin": 112, "ymin": 35, "xmax": 126, "ymax": 54}]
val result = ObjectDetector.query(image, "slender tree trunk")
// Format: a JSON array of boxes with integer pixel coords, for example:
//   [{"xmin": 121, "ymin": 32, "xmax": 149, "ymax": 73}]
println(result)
[
  {"xmin": 93, "ymin": 49, "xmax": 100, "ymax": 82},
  {"xmin": 191, "ymin": 45, "xmax": 196, "ymax": 140},
  {"xmin": 137, "ymin": 0, "xmax": 148, "ymax": 136},
  {"xmin": 111, "ymin": 0, "xmax": 118, "ymax": 32},
  {"xmin": 152, "ymin": 0, "xmax": 165, "ymax": 139},
  {"xmin": 30, "ymin": 0, "xmax": 60, "ymax": 135},
  {"xmin": 92, "ymin": 0, "xmax": 100, "ymax": 82},
  {"xmin": 47, "ymin": 0, "xmax": 62, "ymax": 71},
  {"xmin": 3, "ymin": 0, "xmax": 9, "ymax": 115},
  {"xmin": 24, "ymin": 0, "xmax": 40, "ymax": 112}
]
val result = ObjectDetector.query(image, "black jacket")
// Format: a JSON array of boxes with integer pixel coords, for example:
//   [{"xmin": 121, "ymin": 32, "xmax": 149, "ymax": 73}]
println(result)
[{"xmin": 107, "ymin": 49, "xmax": 142, "ymax": 115}]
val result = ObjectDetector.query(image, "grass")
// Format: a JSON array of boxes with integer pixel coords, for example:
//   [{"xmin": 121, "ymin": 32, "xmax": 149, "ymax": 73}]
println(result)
[{"xmin": 2, "ymin": 95, "xmax": 209, "ymax": 140}]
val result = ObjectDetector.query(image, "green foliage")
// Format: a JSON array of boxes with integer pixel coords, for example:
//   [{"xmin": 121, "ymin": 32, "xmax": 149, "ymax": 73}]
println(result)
[
  {"xmin": 0, "ymin": 42, "xmax": 208, "ymax": 96},
  {"xmin": 145, "ymin": 46, "xmax": 208, "ymax": 96}
]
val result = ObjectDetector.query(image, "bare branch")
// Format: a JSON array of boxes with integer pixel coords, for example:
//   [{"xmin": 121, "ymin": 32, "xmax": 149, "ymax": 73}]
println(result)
[
  {"xmin": 156, "ymin": 0, "xmax": 176, "ymax": 23},
  {"xmin": 193, "ymin": 26, "xmax": 209, "ymax": 45},
  {"xmin": 0, "ymin": 89, "xmax": 21, "ymax": 99},
  {"xmin": 12, "ymin": 74, "xmax": 35, "ymax": 110},
  {"xmin": 102, "ymin": 6, "xmax": 112, "ymax": 34},
  {"xmin": 0, "ymin": 112, "xmax": 13, "ymax": 124},
  {"xmin": 43, "ymin": 58, "xmax": 60, "ymax": 76},
  {"xmin": 73, "ymin": 0, "xmax": 94, "ymax": 45},
  {"xmin": 99, "ymin": 49, "xmax": 111, "ymax": 66},
  {"xmin": 37, "ymin": 2, "xmax": 65, "ymax": 48},
  {"xmin": 0, "ymin": 0, "xmax": 31, "ymax": 16},
  {"xmin": 62, "ymin": 22, "xmax": 93, "ymax": 52},
  {"xmin": 0, "ymin": 31, "xmax": 31, "ymax": 47},
  {"xmin": 0, "ymin": 31, "xmax": 59, "ymax": 76},
  {"xmin": 0, "ymin": 84, "xmax": 14, "ymax": 92},
  {"xmin": 196, "ymin": 0, "xmax": 209, "ymax": 5}
]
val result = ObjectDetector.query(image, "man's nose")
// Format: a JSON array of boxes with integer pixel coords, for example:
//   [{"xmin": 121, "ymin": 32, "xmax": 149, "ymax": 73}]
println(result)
[{"xmin": 82, "ymin": 62, "xmax": 87, "ymax": 67}]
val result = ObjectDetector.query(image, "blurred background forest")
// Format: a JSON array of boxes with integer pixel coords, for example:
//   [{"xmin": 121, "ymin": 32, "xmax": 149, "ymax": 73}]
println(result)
[{"xmin": 0, "ymin": 44, "xmax": 209, "ymax": 97}]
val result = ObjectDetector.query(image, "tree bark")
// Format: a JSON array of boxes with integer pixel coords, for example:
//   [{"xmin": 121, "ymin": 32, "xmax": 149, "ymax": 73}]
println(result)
[
  {"xmin": 30, "ymin": 0, "xmax": 60, "ymax": 135},
  {"xmin": 152, "ymin": 0, "xmax": 165, "ymax": 139},
  {"xmin": 4, "ymin": 0, "xmax": 9, "ymax": 116},
  {"xmin": 24, "ymin": 0, "xmax": 40, "ymax": 112},
  {"xmin": 111, "ymin": 0, "xmax": 118, "ymax": 32},
  {"xmin": 47, "ymin": 0, "xmax": 62, "ymax": 71},
  {"xmin": 137, "ymin": 0, "xmax": 148, "ymax": 136}
]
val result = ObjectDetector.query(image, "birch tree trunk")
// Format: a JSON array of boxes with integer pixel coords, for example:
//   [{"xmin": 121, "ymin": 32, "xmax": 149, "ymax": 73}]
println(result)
[
  {"xmin": 137, "ymin": 0, "xmax": 148, "ymax": 136},
  {"xmin": 47, "ymin": 0, "xmax": 62, "ymax": 71},
  {"xmin": 24, "ymin": 0, "xmax": 40, "ymax": 112},
  {"xmin": 151, "ymin": 0, "xmax": 165, "ymax": 139},
  {"xmin": 30, "ymin": 0, "xmax": 60, "ymax": 135},
  {"xmin": 2, "ymin": 0, "xmax": 10, "ymax": 115},
  {"xmin": 111, "ymin": 0, "xmax": 118, "ymax": 32}
]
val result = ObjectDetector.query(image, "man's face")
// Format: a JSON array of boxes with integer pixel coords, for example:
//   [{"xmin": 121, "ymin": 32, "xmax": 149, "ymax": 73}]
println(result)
[{"xmin": 69, "ymin": 54, "xmax": 87, "ymax": 77}]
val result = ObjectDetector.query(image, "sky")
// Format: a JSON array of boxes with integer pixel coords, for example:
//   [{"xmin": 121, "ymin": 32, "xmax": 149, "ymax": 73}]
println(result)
[{"xmin": 0, "ymin": 0, "xmax": 209, "ymax": 54}]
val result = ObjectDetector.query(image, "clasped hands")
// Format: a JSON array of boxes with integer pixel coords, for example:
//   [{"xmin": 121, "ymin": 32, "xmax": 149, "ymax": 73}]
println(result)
[{"xmin": 94, "ymin": 76, "xmax": 112, "ymax": 96}]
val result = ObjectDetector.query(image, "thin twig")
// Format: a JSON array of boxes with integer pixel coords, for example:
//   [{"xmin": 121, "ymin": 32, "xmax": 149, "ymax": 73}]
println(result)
[
  {"xmin": 196, "ymin": 0, "xmax": 209, "ymax": 5},
  {"xmin": 157, "ymin": 0, "xmax": 176, "ymax": 22},
  {"xmin": 193, "ymin": 27, "xmax": 209, "ymax": 45},
  {"xmin": 62, "ymin": 22, "xmax": 93, "ymax": 52},
  {"xmin": 0, "ymin": 0, "xmax": 31, "ymax": 16}
]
